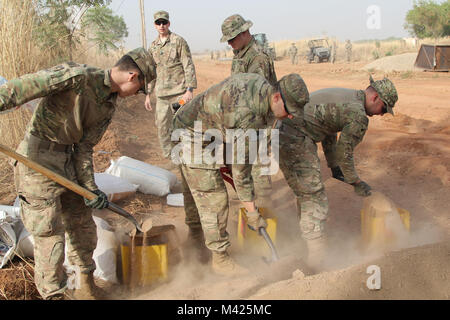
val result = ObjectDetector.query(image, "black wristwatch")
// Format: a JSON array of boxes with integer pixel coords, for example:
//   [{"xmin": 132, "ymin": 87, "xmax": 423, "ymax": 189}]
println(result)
[{"xmin": 186, "ymin": 87, "xmax": 194, "ymax": 92}]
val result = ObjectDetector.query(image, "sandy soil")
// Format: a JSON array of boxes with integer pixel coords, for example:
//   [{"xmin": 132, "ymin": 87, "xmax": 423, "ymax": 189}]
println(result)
[{"xmin": 0, "ymin": 56, "xmax": 449, "ymax": 300}]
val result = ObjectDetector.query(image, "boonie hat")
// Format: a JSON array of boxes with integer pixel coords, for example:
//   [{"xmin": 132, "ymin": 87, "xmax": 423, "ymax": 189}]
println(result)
[
  {"xmin": 369, "ymin": 75, "xmax": 398, "ymax": 115},
  {"xmin": 278, "ymin": 74, "xmax": 309, "ymax": 119},
  {"xmin": 126, "ymin": 47, "xmax": 156, "ymax": 94},
  {"xmin": 220, "ymin": 14, "xmax": 253, "ymax": 42}
]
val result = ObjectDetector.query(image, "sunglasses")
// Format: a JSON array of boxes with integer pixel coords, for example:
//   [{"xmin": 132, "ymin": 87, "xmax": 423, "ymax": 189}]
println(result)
[
  {"xmin": 381, "ymin": 102, "xmax": 388, "ymax": 114},
  {"xmin": 155, "ymin": 19, "xmax": 169, "ymax": 26},
  {"xmin": 279, "ymin": 86, "xmax": 290, "ymax": 115}
]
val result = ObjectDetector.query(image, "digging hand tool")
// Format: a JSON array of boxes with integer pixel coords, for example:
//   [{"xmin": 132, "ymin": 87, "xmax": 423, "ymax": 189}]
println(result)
[
  {"xmin": 220, "ymin": 166, "xmax": 279, "ymax": 263},
  {"xmin": 0, "ymin": 143, "xmax": 147, "ymax": 233}
]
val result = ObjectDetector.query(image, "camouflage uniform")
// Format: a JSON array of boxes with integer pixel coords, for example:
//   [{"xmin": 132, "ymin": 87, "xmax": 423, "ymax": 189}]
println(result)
[
  {"xmin": 288, "ymin": 44, "xmax": 298, "ymax": 65},
  {"xmin": 0, "ymin": 49, "xmax": 155, "ymax": 299},
  {"xmin": 149, "ymin": 21, "xmax": 197, "ymax": 158},
  {"xmin": 173, "ymin": 73, "xmax": 308, "ymax": 252},
  {"xmin": 330, "ymin": 41, "xmax": 337, "ymax": 64},
  {"xmin": 280, "ymin": 78, "xmax": 398, "ymax": 240},
  {"xmin": 345, "ymin": 40, "xmax": 352, "ymax": 62},
  {"xmin": 221, "ymin": 14, "xmax": 278, "ymax": 208}
]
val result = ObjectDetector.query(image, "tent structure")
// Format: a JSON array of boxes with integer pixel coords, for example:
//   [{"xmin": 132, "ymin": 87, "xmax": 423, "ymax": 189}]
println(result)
[{"xmin": 414, "ymin": 44, "xmax": 450, "ymax": 71}]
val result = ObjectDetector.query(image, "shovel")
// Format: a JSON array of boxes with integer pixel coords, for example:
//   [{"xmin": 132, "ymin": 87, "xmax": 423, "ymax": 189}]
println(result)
[
  {"xmin": 0, "ymin": 143, "xmax": 152, "ymax": 234},
  {"xmin": 220, "ymin": 166, "xmax": 280, "ymax": 263}
]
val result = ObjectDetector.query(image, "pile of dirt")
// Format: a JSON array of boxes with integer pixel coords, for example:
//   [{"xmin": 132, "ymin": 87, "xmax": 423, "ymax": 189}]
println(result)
[
  {"xmin": 248, "ymin": 241, "xmax": 450, "ymax": 300},
  {"xmin": 362, "ymin": 52, "xmax": 420, "ymax": 72}
]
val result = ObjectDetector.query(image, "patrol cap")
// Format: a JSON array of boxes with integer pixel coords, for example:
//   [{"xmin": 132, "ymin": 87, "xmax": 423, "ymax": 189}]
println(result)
[
  {"xmin": 369, "ymin": 75, "xmax": 398, "ymax": 115},
  {"xmin": 278, "ymin": 74, "xmax": 309, "ymax": 118},
  {"xmin": 220, "ymin": 14, "xmax": 253, "ymax": 42},
  {"xmin": 125, "ymin": 47, "xmax": 156, "ymax": 94},
  {"xmin": 154, "ymin": 10, "xmax": 169, "ymax": 22}
]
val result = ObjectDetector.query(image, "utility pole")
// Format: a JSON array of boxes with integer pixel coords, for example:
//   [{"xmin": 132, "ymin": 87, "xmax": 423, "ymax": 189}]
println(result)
[{"xmin": 139, "ymin": 0, "xmax": 147, "ymax": 49}]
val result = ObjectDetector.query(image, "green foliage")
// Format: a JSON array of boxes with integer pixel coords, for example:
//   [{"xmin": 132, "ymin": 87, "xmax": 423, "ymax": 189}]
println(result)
[
  {"xmin": 33, "ymin": 0, "xmax": 116, "ymax": 60},
  {"xmin": 404, "ymin": 0, "xmax": 450, "ymax": 39},
  {"xmin": 81, "ymin": 6, "xmax": 128, "ymax": 54},
  {"xmin": 385, "ymin": 51, "xmax": 393, "ymax": 56}
]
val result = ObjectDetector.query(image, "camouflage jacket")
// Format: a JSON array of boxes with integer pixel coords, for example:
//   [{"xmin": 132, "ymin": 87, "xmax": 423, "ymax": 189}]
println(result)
[
  {"xmin": 281, "ymin": 88, "xmax": 369, "ymax": 184},
  {"xmin": 0, "ymin": 62, "xmax": 117, "ymax": 190},
  {"xmin": 231, "ymin": 37, "xmax": 277, "ymax": 86},
  {"xmin": 173, "ymin": 73, "xmax": 275, "ymax": 201},
  {"xmin": 288, "ymin": 45, "xmax": 298, "ymax": 56},
  {"xmin": 149, "ymin": 31, "xmax": 197, "ymax": 98}
]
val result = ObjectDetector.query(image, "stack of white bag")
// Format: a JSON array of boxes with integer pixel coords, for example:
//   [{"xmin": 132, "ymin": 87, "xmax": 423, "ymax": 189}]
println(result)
[
  {"xmin": 105, "ymin": 156, "xmax": 178, "ymax": 197},
  {"xmin": 1, "ymin": 199, "xmax": 119, "ymax": 283}
]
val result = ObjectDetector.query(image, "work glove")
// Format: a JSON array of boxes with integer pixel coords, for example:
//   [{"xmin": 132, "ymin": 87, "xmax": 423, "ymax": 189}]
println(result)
[
  {"xmin": 352, "ymin": 181, "xmax": 372, "ymax": 197},
  {"xmin": 246, "ymin": 208, "xmax": 268, "ymax": 233},
  {"xmin": 331, "ymin": 166, "xmax": 345, "ymax": 182},
  {"xmin": 84, "ymin": 189, "xmax": 109, "ymax": 209}
]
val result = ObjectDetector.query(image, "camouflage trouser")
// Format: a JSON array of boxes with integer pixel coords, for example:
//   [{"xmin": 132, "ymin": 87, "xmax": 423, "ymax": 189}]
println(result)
[
  {"xmin": 290, "ymin": 55, "xmax": 297, "ymax": 65},
  {"xmin": 180, "ymin": 165, "xmax": 230, "ymax": 252},
  {"xmin": 279, "ymin": 133, "xmax": 328, "ymax": 240},
  {"xmin": 13, "ymin": 136, "xmax": 97, "ymax": 299},
  {"xmin": 156, "ymin": 93, "xmax": 184, "ymax": 159}
]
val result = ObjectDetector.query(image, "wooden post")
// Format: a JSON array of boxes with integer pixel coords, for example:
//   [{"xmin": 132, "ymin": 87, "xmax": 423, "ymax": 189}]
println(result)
[{"xmin": 139, "ymin": 0, "xmax": 147, "ymax": 49}]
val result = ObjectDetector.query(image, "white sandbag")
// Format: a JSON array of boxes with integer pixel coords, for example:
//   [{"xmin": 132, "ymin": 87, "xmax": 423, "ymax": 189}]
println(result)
[
  {"xmin": 92, "ymin": 216, "xmax": 119, "ymax": 284},
  {"xmin": 16, "ymin": 228, "xmax": 34, "ymax": 258},
  {"xmin": 167, "ymin": 193, "xmax": 184, "ymax": 207},
  {"xmin": 63, "ymin": 216, "xmax": 119, "ymax": 284},
  {"xmin": 0, "ymin": 205, "xmax": 20, "ymax": 220},
  {"xmin": 105, "ymin": 156, "xmax": 178, "ymax": 197},
  {"xmin": 94, "ymin": 172, "xmax": 139, "ymax": 202},
  {"xmin": 0, "ymin": 219, "xmax": 17, "ymax": 268}
]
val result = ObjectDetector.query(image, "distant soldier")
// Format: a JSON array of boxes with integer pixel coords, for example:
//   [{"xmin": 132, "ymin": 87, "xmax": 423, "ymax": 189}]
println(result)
[
  {"xmin": 330, "ymin": 40, "xmax": 337, "ymax": 64},
  {"xmin": 345, "ymin": 39, "xmax": 352, "ymax": 62},
  {"xmin": 220, "ymin": 14, "xmax": 278, "ymax": 210},
  {"xmin": 145, "ymin": 10, "xmax": 197, "ymax": 160},
  {"xmin": 288, "ymin": 43, "xmax": 298, "ymax": 65},
  {"xmin": 173, "ymin": 73, "xmax": 309, "ymax": 276},
  {"xmin": 0, "ymin": 48, "xmax": 155, "ymax": 300},
  {"xmin": 279, "ymin": 76, "xmax": 398, "ymax": 270}
]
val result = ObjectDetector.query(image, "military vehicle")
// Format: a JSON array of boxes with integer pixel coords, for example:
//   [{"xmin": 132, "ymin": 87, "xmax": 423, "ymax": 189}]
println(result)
[
  {"xmin": 306, "ymin": 38, "xmax": 331, "ymax": 63},
  {"xmin": 254, "ymin": 33, "xmax": 277, "ymax": 60}
]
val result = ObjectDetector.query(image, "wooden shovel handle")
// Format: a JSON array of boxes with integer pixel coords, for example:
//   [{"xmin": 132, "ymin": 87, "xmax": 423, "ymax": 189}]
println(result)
[{"xmin": 0, "ymin": 143, "xmax": 96, "ymax": 200}]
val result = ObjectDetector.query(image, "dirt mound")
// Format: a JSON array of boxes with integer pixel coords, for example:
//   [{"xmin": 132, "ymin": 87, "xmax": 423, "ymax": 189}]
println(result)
[
  {"xmin": 248, "ymin": 241, "xmax": 450, "ymax": 300},
  {"xmin": 362, "ymin": 52, "xmax": 420, "ymax": 72}
]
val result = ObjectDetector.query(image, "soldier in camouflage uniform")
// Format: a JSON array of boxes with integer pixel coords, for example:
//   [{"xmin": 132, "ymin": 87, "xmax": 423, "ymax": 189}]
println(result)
[
  {"xmin": 173, "ymin": 73, "xmax": 309, "ymax": 276},
  {"xmin": 145, "ymin": 10, "xmax": 197, "ymax": 160},
  {"xmin": 330, "ymin": 40, "xmax": 337, "ymax": 64},
  {"xmin": 288, "ymin": 43, "xmax": 298, "ymax": 65},
  {"xmin": 220, "ymin": 14, "xmax": 277, "ymax": 209},
  {"xmin": 0, "ymin": 48, "xmax": 155, "ymax": 300},
  {"xmin": 345, "ymin": 39, "xmax": 352, "ymax": 62},
  {"xmin": 279, "ymin": 75, "xmax": 398, "ymax": 269}
]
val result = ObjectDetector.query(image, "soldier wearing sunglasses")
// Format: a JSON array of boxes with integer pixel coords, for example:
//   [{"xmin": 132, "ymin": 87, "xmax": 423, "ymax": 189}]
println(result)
[
  {"xmin": 279, "ymin": 76, "xmax": 398, "ymax": 271},
  {"xmin": 145, "ymin": 10, "xmax": 197, "ymax": 161}
]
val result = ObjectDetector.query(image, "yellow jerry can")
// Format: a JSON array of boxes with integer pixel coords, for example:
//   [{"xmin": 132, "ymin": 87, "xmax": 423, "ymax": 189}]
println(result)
[
  {"xmin": 237, "ymin": 207, "xmax": 277, "ymax": 257},
  {"xmin": 120, "ymin": 233, "xmax": 169, "ymax": 288}
]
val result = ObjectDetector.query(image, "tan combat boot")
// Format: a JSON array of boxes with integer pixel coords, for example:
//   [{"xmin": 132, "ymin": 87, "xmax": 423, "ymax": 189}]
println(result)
[
  {"xmin": 211, "ymin": 251, "xmax": 249, "ymax": 277},
  {"xmin": 185, "ymin": 227, "xmax": 211, "ymax": 264},
  {"xmin": 306, "ymin": 237, "xmax": 327, "ymax": 272},
  {"xmin": 71, "ymin": 272, "xmax": 105, "ymax": 300}
]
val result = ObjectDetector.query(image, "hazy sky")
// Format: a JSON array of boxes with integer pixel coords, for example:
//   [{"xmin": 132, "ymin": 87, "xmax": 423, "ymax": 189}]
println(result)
[{"xmin": 108, "ymin": 0, "xmax": 428, "ymax": 52}]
